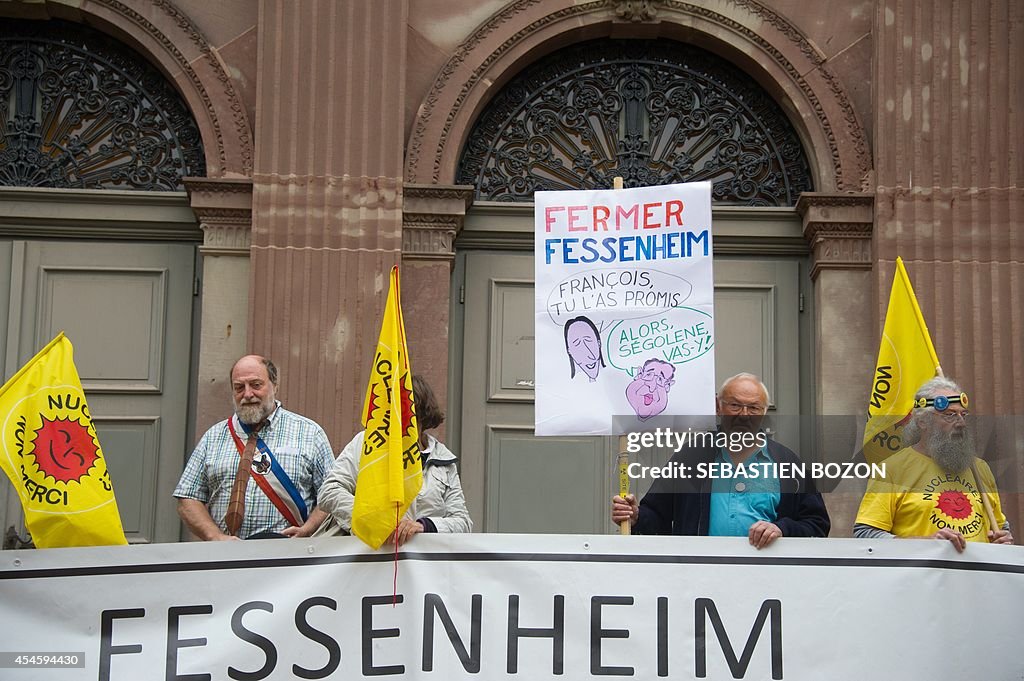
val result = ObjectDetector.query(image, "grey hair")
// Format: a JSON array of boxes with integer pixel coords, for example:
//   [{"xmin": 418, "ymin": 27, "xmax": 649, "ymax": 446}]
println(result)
[
  {"xmin": 914, "ymin": 376, "xmax": 962, "ymax": 400},
  {"xmin": 902, "ymin": 376, "xmax": 963, "ymax": 445},
  {"xmin": 718, "ymin": 372, "xmax": 771, "ymax": 404}
]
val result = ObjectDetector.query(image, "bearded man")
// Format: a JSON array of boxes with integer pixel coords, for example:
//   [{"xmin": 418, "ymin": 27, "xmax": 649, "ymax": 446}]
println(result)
[
  {"xmin": 854, "ymin": 377, "xmax": 1013, "ymax": 552},
  {"xmin": 174, "ymin": 355, "xmax": 334, "ymax": 540}
]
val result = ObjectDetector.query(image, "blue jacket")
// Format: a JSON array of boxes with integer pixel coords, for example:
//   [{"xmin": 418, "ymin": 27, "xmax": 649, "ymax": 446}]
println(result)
[{"xmin": 634, "ymin": 438, "xmax": 831, "ymax": 538}]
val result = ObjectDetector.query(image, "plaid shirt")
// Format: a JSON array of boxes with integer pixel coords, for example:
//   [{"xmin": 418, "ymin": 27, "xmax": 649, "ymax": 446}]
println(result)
[{"xmin": 174, "ymin": 403, "xmax": 334, "ymax": 538}]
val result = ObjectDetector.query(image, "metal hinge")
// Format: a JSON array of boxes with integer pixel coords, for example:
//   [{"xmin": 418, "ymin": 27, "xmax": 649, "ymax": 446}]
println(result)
[
  {"xmin": 459, "ymin": 284, "xmax": 465, "ymax": 304},
  {"xmin": 193, "ymin": 275, "xmax": 201, "ymax": 297},
  {"xmin": 798, "ymin": 293, "xmax": 805, "ymax": 313}
]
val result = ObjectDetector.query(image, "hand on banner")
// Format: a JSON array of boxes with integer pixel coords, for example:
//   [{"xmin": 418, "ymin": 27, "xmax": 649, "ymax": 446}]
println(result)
[
  {"xmin": 281, "ymin": 509, "xmax": 328, "ymax": 538},
  {"xmin": 389, "ymin": 518, "xmax": 424, "ymax": 546},
  {"xmin": 988, "ymin": 528, "xmax": 1013, "ymax": 545},
  {"xmin": 611, "ymin": 494, "xmax": 639, "ymax": 526},
  {"xmin": 178, "ymin": 498, "xmax": 241, "ymax": 541},
  {"xmin": 748, "ymin": 521, "xmax": 783, "ymax": 549},
  {"xmin": 928, "ymin": 528, "xmax": 967, "ymax": 552}
]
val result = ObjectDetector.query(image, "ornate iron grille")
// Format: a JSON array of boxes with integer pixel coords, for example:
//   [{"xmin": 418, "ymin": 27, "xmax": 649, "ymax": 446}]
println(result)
[
  {"xmin": 0, "ymin": 20, "xmax": 204, "ymax": 190},
  {"xmin": 457, "ymin": 40, "xmax": 812, "ymax": 205}
]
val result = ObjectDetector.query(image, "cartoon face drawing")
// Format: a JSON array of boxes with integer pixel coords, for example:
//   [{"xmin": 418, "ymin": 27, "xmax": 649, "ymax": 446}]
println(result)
[
  {"xmin": 626, "ymin": 359, "xmax": 676, "ymax": 420},
  {"xmin": 564, "ymin": 316, "xmax": 604, "ymax": 381}
]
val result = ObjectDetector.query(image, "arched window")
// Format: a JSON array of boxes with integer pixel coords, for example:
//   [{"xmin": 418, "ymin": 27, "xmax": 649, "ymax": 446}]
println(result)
[
  {"xmin": 458, "ymin": 39, "xmax": 812, "ymax": 206},
  {"xmin": 0, "ymin": 20, "xmax": 204, "ymax": 190}
]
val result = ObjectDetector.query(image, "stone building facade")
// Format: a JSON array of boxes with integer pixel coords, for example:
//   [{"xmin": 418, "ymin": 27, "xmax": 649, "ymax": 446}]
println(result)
[{"xmin": 0, "ymin": 0, "xmax": 1020, "ymax": 543}]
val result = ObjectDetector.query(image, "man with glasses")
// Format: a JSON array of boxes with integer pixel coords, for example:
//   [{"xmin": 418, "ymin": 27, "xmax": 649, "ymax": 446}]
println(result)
[
  {"xmin": 611, "ymin": 372, "xmax": 830, "ymax": 548},
  {"xmin": 854, "ymin": 377, "xmax": 1013, "ymax": 551}
]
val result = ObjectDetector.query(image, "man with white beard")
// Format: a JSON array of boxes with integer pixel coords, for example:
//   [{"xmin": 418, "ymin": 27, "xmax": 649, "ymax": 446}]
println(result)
[
  {"xmin": 854, "ymin": 377, "xmax": 1013, "ymax": 552},
  {"xmin": 174, "ymin": 355, "xmax": 334, "ymax": 540}
]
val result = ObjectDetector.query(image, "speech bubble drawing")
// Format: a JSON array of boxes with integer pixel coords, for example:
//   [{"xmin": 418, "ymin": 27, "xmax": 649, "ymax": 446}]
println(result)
[
  {"xmin": 545, "ymin": 267, "xmax": 694, "ymax": 325},
  {"xmin": 605, "ymin": 306, "xmax": 714, "ymax": 375}
]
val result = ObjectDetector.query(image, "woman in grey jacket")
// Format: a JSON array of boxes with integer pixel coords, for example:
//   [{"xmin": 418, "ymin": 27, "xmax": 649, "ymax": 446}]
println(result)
[{"xmin": 316, "ymin": 375, "xmax": 472, "ymax": 543}]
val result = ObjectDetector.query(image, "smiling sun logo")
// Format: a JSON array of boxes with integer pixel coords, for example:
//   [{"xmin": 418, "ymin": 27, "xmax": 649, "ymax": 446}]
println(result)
[
  {"xmin": 29, "ymin": 416, "xmax": 100, "ymax": 484},
  {"xmin": 935, "ymin": 489, "xmax": 973, "ymax": 520}
]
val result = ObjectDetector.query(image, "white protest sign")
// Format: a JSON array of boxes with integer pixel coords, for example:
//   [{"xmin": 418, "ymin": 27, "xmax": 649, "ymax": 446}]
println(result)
[{"xmin": 535, "ymin": 182, "xmax": 715, "ymax": 435}]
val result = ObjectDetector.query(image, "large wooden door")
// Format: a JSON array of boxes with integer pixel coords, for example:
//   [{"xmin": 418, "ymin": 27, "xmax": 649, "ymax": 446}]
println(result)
[
  {"xmin": 2, "ymin": 240, "xmax": 194, "ymax": 544},
  {"xmin": 454, "ymin": 245, "xmax": 806, "ymax": 534}
]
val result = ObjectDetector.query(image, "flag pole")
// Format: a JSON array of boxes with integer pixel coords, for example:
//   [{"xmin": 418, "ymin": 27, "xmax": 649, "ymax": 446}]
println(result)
[
  {"xmin": 971, "ymin": 461, "xmax": 1001, "ymax": 540},
  {"xmin": 612, "ymin": 176, "xmax": 631, "ymax": 536}
]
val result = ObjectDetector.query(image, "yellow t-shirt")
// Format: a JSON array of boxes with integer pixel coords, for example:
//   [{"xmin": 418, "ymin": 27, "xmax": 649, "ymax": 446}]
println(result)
[{"xmin": 856, "ymin": 447, "xmax": 1006, "ymax": 541}]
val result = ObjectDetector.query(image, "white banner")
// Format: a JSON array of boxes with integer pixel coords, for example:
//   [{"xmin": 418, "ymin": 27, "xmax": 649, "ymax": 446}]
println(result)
[
  {"xmin": 1, "ymin": 536, "xmax": 1022, "ymax": 680},
  {"xmin": 534, "ymin": 182, "xmax": 716, "ymax": 436}
]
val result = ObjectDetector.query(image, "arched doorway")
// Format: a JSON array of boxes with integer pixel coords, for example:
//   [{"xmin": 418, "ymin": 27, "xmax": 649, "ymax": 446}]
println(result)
[
  {"xmin": 0, "ymin": 19, "xmax": 204, "ymax": 546},
  {"xmin": 449, "ymin": 38, "xmax": 816, "ymax": 533},
  {"xmin": 456, "ymin": 39, "xmax": 812, "ymax": 204}
]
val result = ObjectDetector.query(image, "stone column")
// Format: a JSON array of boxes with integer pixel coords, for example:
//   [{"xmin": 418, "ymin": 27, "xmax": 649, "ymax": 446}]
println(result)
[
  {"xmin": 874, "ymin": 0, "xmax": 1023, "ymax": 533},
  {"xmin": 798, "ymin": 192, "xmax": 874, "ymax": 536},
  {"xmin": 185, "ymin": 178, "xmax": 253, "ymax": 441},
  {"xmin": 799, "ymin": 193, "xmax": 875, "ymax": 412},
  {"xmin": 401, "ymin": 184, "xmax": 473, "ymax": 428},
  {"xmin": 249, "ymin": 0, "xmax": 408, "ymax": 447}
]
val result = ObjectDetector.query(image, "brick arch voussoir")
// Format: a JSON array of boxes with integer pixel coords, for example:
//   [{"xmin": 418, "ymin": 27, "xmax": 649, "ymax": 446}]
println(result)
[
  {"xmin": 9, "ymin": 0, "xmax": 255, "ymax": 178},
  {"xmin": 406, "ymin": 0, "xmax": 870, "ymax": 193}
]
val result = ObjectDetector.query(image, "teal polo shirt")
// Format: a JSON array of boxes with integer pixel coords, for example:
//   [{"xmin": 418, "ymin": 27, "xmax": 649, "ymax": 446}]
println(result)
[{"xmin": 708, "ymin": 445, "xmax": 782, "ymax": 537}]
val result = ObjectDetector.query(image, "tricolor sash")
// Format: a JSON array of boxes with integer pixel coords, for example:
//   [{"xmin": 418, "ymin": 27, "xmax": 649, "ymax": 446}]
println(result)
[{"xmin": 227, "ymin": 417, "xmax": 309, "ymax": 528}]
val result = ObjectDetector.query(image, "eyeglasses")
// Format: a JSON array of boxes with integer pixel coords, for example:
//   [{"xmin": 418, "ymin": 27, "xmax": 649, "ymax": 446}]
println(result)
[
  {"xmin": 936, "ymin": 409, "xmax": 969, "ymax": 423},
  {"xmin": 720, "ymin": 400, "xmax": 767, "ymax": 415}
]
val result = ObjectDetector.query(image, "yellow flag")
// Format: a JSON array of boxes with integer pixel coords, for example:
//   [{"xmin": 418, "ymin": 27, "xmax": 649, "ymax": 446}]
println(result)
[
  {"xmin": 352, "ymin": 266, "xmax": 423, "ymax": 549},
  {"xmin": 863, "ymin": 257, "xmax": 941, "ymax": 462},
  {"xmin": 0, "ymin": 333, "xmax": 127, "ymax": 547}
]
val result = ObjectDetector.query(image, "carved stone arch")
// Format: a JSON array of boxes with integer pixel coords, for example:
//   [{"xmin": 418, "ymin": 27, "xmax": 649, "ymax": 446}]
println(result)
[
  {"xmin": 0, "ymin": 0, "xmax": 254, "ymax": 178},
  {"xmin": 406, "ymin": 0, "xmax": 870, "ymax": 193}
]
